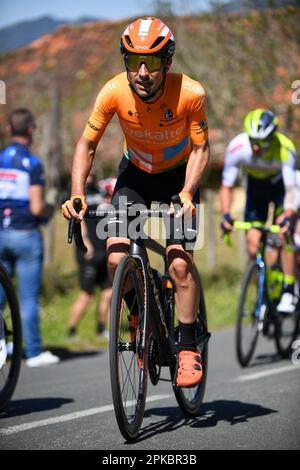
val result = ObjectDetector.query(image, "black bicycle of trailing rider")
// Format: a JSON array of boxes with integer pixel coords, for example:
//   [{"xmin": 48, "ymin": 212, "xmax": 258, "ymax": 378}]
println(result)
[
  {"xmin": 224, "ymin": 221, "xmax": 300, "ymax": 367},
  {"xmin": 68, "ymin": 197, "xmax": 210, "ymax": 441},
  {"xmin": 0, "ymin": 262, "xmax": 22, "ymax": 410}
]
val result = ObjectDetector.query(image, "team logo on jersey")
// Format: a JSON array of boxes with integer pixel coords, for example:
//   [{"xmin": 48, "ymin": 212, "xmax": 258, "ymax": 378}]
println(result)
[
  {"xmin": 164, "ymin": 109, "xmax": 173, "ymax": 120},
  {"xmin": 87, "ymin": 121, "xmax": 100, "ymax": 132},
  {"xmin": 128, "ymin": 110, "xmax": 140, "ymax": 118},
  {"xmin": 22, "ymin": 158, "xmax": 30, "ymax": 169}
]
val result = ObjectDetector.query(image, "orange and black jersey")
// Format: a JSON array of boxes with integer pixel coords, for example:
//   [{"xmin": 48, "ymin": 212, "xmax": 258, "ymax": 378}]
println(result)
[{"xmin": 84, "ymin": 72, "xmax": 209, "ymax": 174}]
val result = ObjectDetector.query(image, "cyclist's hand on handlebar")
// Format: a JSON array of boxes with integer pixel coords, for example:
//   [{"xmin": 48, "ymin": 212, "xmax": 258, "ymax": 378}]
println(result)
[
  {"xmin": 175, "ymin": 191, "xmax": 196, "ymax": 218},
  {"xmin": 61, "ymin": 195, "xmax": 87, "ymax": 221},
  {"xmin": 278, "ymin": 214, "xmax": 293, "ymax": 236},
  {"xmin": 221, "ymin": 213, "xmax": 234, "ymax": 233}
]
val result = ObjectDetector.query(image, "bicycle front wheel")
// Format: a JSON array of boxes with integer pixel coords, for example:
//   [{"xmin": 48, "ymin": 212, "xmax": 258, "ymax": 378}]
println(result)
[
  {"xmin": 172, "ymin": 272, "xmax": 209, "ymax": 416},
  {"xmin": 109, "ymin": 255, "xmax": 148, "ymax": 441},
  {"xmin": 0, "ymin": 264, "xmax": 22, "ymax": 410},
  {"xmin": 236, "ymin": 260, "xmax": 262, "ymax": 367}
]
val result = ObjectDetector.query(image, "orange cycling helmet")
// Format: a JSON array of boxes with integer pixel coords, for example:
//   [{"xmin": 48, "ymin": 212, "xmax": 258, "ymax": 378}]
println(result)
[{"xmin": 120, "ymin": 17, "xmax": 175, "ymax": 58}]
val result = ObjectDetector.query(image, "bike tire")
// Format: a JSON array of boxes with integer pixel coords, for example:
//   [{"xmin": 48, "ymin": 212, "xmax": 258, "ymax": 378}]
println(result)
[
  {"xmin": 274, "ymin": 307, "xmax": 300, "ymax": 359},
  {"xmin": 236, "ymin": 260, "xmax": 261, "ymax": 367},
  {"xmin": 0, "ymin": 263, "xmax": 22, "ymax": 410},
  {"xmin": 172, "ymin": 271, "xmax": 209, "ymax": 416},
  {"xmin": 109, "ymin": 255, "xmax": 148, "ymax": 441}
]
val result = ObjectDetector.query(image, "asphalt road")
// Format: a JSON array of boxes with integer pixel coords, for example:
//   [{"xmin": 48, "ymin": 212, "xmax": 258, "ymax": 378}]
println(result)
[{"xmin": 1, "ymin": 327, "xmax": 299, "ymax": 450}]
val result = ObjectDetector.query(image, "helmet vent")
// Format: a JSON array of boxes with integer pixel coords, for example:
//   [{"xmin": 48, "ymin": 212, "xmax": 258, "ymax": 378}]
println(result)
[
  {"xmin": 125, "ymin": 35, "xmax": 133, "ymax": 48},
  {"xmin": 151, "ymin": 36, "xmax": 164, "ymax": 49}
]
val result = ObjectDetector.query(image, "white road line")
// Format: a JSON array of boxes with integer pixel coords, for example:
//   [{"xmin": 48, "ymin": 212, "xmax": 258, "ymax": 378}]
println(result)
[
  {"xmin": 235, "ymin": 365, "xmax": 299, "ymax": 382},
  {"xmin": 0, "ymin": 394, "xmax": 171, "ymax": 436}
]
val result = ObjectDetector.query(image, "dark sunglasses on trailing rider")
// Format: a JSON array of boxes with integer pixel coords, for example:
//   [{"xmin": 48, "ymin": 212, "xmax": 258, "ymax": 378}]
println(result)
[{"xmin": 124, "ymin": 54, "xmax": 164, "ymax": 72}]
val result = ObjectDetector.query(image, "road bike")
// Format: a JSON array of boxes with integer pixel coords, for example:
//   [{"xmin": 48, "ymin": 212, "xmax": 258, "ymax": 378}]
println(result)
[
  {"xmin": 224, "ymin": 221, "xmax": 300, "ymax": 367},
  {"xmin": 68, "ymin": 197, "xmax": 210, "ymax": 440},
  {"xmin": 0, "ymin": 262, "xmax": 22, "ymax": 410}
]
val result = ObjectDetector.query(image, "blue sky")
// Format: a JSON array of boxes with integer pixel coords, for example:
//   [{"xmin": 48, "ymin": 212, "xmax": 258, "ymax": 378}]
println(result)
[{"xmin": 0, "ymin": 0, "xmax": 216, "ymax": 29}]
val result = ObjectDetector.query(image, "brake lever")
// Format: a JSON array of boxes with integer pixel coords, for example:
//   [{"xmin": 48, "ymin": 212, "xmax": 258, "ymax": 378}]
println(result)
[
  {"xmin": 68, "ymin": 198, "xmax": 88, "ymax": 253},
  {"xmin": 68, "ymin": 215, "xmax": 75, "ymax": 244},
  {"xmin": 171, "ymin": 194, "xmax": 182, "ymax": 217}
]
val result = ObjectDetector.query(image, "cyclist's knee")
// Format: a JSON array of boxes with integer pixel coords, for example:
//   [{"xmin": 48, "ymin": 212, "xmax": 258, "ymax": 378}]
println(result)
[
  {"xmin": 247, "ymin": 244, "xmax": 258, "ymax": 259},
  {"xmin": 107, "ymin": 252, "xmax": 126, "ymax": 276},
  {"xmin": 107, "ymin": 239, "xmax": 129, "ymax": 277},
  {"xmin": 169, "ymin": 258, "xmax": 190, "ymax": 284},
  {"xmin": 246, "ymin": 231, "xmax": 260, "ymax": 258}
]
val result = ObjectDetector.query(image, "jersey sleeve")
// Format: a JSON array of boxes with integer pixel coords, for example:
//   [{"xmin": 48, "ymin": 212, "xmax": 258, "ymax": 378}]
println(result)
[
  {"xmin": 282, "ymin": 147, "xmax": 297, "ymax": 188},
  {"xmin": 30, "ymin": 159, "xmax": 45, "ymax": 186},
  {"xmin": 222, "ymin": 143, "xmax": 240, "ymax": 187},
  {"xmin": 187, "ymin": 85, "xmax": 209, "ymax": 145},
  {"xmin": 83, "ymin": 79, "xmax": 118, "ymax": 143},
  {"xmin": 282, "ymin": 146, "xmax": 297, "ymax": 210}
]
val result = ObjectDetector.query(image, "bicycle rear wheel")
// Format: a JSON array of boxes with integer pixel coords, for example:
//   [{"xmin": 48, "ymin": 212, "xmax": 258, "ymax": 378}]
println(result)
[
  {"xmin": 109, "ymin": 255, "xmax": 148, "ymax": 441},
  {"xmin": 172, "ymin": 272, "xmax": 209, "ymax": 416},
  {"xmin": 236, "ymin": 260, "xmax": 262, "ymax": 367},
  {"xmin": 0, "ymin": 263, "xmax": 22, "ymax": 410}
]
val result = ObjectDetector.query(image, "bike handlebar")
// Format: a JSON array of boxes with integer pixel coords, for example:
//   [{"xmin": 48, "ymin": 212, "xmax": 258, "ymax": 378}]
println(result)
[
  {"xmin": 68, "ymin": 195, "xmax": 184, "ymax": 252},
  {"xmin": 222, "ymin": 221, "xmax": 281, "ymax": 247},
  {"xmin": 233, "ymin": 221, "xmax": 280, "ymax": 233}
]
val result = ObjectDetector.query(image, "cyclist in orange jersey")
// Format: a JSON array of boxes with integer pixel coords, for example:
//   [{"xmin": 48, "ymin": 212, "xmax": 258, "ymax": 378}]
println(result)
[{"xmin": 62, "ymin": 17, "xmax": 210, "ymax": 388}]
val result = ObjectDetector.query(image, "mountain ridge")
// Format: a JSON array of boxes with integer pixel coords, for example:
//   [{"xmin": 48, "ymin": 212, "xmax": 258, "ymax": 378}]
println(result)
[{"xmin": 0, "ymin": 15, "xmax": 101, "ymax": 53}]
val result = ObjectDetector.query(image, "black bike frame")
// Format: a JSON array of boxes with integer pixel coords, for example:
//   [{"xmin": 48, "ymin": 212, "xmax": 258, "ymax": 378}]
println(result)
[
  {"xmin": 69, "ymin": 201, "xmax": 210, "ymax": 376},
  {"xmin": 69, "ymin": 204, "xmax": 179, "ymax": 370}
]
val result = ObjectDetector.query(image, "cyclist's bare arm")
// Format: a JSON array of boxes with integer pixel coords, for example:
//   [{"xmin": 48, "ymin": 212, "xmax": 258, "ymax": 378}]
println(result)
[
  {"xmin": 174, "ymin": 141, "xmax": 209, "ymax": 218},
  {"xmin": 220, "ymin": 185, "xmax": 235, "ymax": 231},
  {"xmin": 182, "ymin": 140, "xmax": 210, "ymax": 197},
  {"xmin": 220, "ymin": 184, "xmax": 233, "ymax": 215},
  {"xmin": 63, "ymin": 136, "xmax": 98, "ymax": 220},
  {"xmin": 81, "ymin": 220, "xmax": 95, "ymax": 257},
  {"xmin": 29, "ymin": 185, "xmax": 54, "ymax": 218}
]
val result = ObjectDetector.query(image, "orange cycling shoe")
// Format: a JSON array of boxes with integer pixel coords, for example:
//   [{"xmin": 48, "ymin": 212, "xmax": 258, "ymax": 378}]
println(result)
[{"xmin": 176, "ymin": 350, "xmax": 202, "ymax": 388}]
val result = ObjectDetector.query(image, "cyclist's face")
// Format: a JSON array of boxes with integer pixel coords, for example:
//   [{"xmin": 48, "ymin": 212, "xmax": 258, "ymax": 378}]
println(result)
[
  {"xmin": 250, "ymin": 139, "xmax": 271, "ymax": 156},
  {"xmin": 127, "ymin": 60, "xmax": 164, "ymax": 101}
]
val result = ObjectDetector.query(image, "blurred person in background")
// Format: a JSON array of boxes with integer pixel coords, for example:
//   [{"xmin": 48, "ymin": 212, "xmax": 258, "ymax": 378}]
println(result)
[
  {"xmin": 220, "ymin": 108, "xmax": 297, "ymax": 314},
  {"xmin": 0, "ymin": 108, "xmax": 60, "ymax": 367},
  {"xmin": 293, "ymin": 170, "xmax": 300, "ymax": 280},
  {"xmin": 67, "ymin": 174, "xmax": 116, "ymax": 339},
  {"xmin": 293, "ymin": 170, "xmax": 300, "ymax": 250}
]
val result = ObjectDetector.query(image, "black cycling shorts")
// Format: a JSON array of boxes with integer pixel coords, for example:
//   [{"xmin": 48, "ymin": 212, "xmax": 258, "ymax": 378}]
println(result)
[
  {"xmin": 245, "ymin": 175, "xmax": 284, "ymax": 223},
  {"xmin": 76, "ymin": 252, "xmax": 111, "ymax": 294},
  {"xmin": 108, "ymin": 156, "xmax": 200, "ymax": 249}
]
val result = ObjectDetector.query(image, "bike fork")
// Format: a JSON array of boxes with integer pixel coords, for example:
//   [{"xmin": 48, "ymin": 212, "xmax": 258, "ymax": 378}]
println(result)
[{"xmin": 256, "ymin": 257, "xmax": 267, "ymax": 333}]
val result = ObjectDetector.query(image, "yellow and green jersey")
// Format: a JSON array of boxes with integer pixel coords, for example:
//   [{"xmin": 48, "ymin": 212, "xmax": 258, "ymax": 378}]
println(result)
[{"xmin": 222, "ymin": 132, "xmax": 296, "ymax": 186}]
